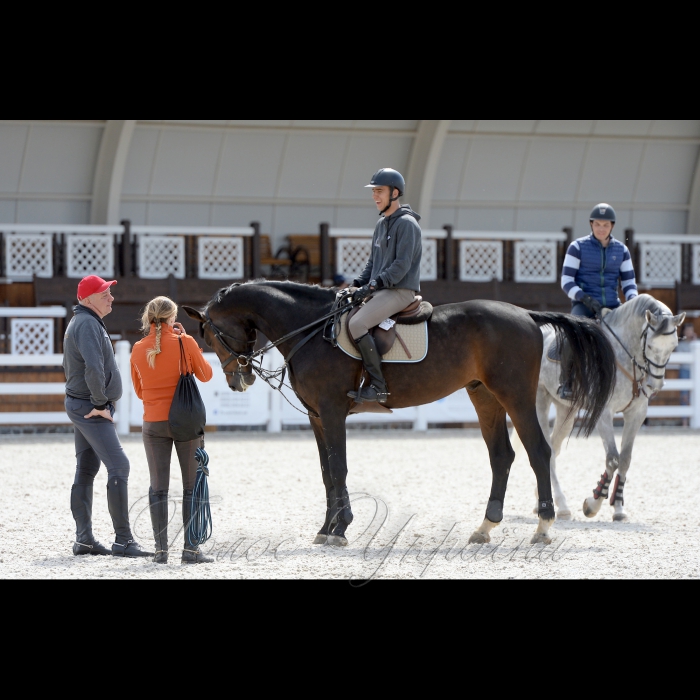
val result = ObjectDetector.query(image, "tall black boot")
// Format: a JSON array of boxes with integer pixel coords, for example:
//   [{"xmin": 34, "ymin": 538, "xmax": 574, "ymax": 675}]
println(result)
[
  {"xmin": 70, "ymin": 484, "xmax": 111, "ymax": 556},
  {"xmin": 149, "ymin": 488, "xmax": 169, "ymax": 564},
  {"xmin": 557, "ymin": 339, "xmax": 574, "ymax": 401},
  {"xmin": 106, "ymin": 477, "xmax": 154, "ymax": 558},
  {"xmin": 181, "ymin": 489, "xmax": 213, "ymax": 565},
  {"xmin": 347, "ymin": 333, "xmax": 389, "ymax": 404}
]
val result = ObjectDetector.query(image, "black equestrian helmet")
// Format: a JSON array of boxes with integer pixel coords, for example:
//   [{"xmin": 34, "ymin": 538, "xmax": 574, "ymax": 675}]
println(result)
[
  {"xmin": 590, "ymin": 203, "xmax": 617, "ymax": 223},
  {"xmin": 365, "ymin": 168, "xmax": 406, "ymax": 197}
]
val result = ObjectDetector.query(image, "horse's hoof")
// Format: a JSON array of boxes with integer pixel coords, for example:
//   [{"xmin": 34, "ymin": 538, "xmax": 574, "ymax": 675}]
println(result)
[
  {"xmin": 613, "ymin": 513, "xmax": 628, "ymax": 523},
  {"xmin": 583, "ymin": 499, "xmax": 597, "ymax": 519},
  {"xmin": 469, "ymin": 532, "xmax": 490, "ymax": 545},
  {"xmin": 327, "ymin": 536, "xmax": 348, "ymax": 547},
  {"xmin": 530, "ymin": 533, "xmax": 553, "ymax": 546},
  {"xmin": 557, "ymin": 511, "xmax": 573, "ymax": 521},
  {"xmin": 313, "ymin": 535, "xmax": 328, "ymax": 545}
]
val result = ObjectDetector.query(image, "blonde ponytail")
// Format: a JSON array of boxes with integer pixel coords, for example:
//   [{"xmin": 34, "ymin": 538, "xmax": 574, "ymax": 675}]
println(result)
[{"xmin": 140, "ymin": 296, "xmax": 178, "ymax": 369}]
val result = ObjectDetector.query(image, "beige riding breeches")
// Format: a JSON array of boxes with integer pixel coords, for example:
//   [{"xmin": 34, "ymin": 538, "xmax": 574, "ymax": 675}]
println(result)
[{"xmin": 348, "ymin": 288, "xmax": 417, "ymax": 340}]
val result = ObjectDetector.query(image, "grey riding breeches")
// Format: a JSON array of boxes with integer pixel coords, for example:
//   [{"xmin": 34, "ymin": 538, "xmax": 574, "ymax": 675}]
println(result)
[{"xmin": 348, "ymin": 288, "xmax": 416, "ymax": 340}]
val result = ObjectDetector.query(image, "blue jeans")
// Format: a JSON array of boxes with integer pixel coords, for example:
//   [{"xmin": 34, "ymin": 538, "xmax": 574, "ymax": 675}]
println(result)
[
  {"xmin": 571, "ymin": 303, "xmax": 596, "ymax": 318},
  {"xmin": 65, "ymin": 396, "xmax": 131, "ymax": 485},
  {"xmin": 571, "ymin": 302, "xmax": 620, "ymax": 319}
]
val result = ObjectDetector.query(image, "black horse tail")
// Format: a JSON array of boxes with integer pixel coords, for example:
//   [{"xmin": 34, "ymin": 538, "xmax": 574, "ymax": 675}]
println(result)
[{"xmin": 528, "ymin": 312, "xmax": 616, "ymax": 437}]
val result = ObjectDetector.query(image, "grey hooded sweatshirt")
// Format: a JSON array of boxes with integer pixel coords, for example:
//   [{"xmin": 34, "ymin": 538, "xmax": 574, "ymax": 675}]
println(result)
[
  {"xmin": 63, "ymin": 305, "xmax": 122, "ymax": 409},
  {"xmin": 353, "ymin": 205, "xmax": 422, "ymax": 293}
]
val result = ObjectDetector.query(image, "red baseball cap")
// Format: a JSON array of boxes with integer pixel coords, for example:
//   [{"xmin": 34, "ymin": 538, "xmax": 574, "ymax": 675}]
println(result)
[{"xmin": 77, "ymin": 275, "xmax": 117, "ymax": 301}]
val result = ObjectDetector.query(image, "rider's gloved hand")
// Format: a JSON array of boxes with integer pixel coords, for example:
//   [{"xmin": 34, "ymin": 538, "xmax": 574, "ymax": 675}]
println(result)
[
  {"xmin": 353, "ymin": 284, "xmax": 374, "ymax": 303},
  {"xmin": 581, "ymin": 295, "xmax": 603, "ymax": 316}
]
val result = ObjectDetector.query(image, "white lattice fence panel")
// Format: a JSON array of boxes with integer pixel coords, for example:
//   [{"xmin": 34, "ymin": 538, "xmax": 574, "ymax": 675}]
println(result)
[
  {"xmin": 137, "ymin": 236, "xmax": 186, "ymax": 279},
  {"xmin": 11, "ymin": 319, "xmax": 54, "ymax": 355},
  {"xmin": 198, "ymin": 237, "xmax": 245, "ymax": 280},
  {"xmin": 66, "ymin": 235, "xmax": 115, "ymax": 278},
  {"xmin": 5, "ymin": 234, "xmax": 53, "ymax": 281},
  {"xmin": 459, "ymin": 241, "xmax": 503, "ymax": 282},
  {"xmin": 640, "ymin": 244, "xmax": 681, "ymax": 287},
  {"xmin": 337, "ymin": 239, "xmax": 372, "ymax": 279},
  {"xmin": 515, "ymin": 242, "xmax": 557, "ymax": 283},
  {"xmin": 420, "ymin": 240, "xmax": 438, "ymax": 282}
]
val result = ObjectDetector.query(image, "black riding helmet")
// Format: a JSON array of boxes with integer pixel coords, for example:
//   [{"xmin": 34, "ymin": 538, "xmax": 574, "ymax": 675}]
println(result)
[
  {"xmin": 590, "ymin": 203, "xmax": 617, "ymax": 224},
  {"xmin": 365, "ymin": 168, "xmax": 406, "ymax": 214}
]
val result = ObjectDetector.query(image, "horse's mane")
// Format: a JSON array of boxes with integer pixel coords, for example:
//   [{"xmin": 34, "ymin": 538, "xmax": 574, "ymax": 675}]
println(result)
[
  {"xmin": 211, "ymin": 279, "xmax": 337, "ymax": 308},
  {"xmin": 606, "ymin": 294, "xmax": 675, "ymax": 333}
]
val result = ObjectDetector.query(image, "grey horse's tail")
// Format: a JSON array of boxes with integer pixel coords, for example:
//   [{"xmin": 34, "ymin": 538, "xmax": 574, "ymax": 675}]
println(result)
[{"xmin": 528, "ymin": 312, "xmax": 616, "ymax": 437}]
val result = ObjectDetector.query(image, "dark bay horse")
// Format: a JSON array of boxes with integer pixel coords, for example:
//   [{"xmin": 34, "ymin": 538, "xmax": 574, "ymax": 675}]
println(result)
[{"xmin": 184, "ymin": 281, "xmax": 616, "ymax": 546}]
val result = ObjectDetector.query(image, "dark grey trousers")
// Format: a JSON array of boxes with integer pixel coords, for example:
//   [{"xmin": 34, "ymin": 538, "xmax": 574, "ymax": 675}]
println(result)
[
  {"xmin": 142, "ymin": 421, "xmax": 200, "ymax": 492},
  {"xmin": 65, "ymin": 396, "xmax": 131, "ymax": 485}
]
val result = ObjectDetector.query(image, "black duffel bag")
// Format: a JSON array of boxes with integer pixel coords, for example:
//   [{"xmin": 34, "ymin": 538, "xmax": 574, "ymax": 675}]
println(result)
[{"xmin": 168, "ymin": 336, "xmax": 207, "ymax": 443}]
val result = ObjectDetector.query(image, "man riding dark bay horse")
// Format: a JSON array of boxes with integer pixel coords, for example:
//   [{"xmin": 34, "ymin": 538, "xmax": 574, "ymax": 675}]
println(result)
[{"xmin": 347, "ymin": 168, "xmax": 422, "ymax": 405}]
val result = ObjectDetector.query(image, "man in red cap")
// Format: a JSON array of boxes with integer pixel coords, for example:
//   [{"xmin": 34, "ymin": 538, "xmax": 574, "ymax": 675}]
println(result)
[{"xmin": 63, "ymin": 275, "xmax": 152, "ymax": 559}]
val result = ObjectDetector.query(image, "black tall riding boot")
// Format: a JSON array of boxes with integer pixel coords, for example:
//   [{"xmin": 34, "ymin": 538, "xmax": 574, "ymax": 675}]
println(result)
[
  {"xmin": 70, "ymin": 484, "xmax": 111, "ymax": 556},
  {"xmin": 347, "ymin": 333, "xmax": 389, "ymax": 404},
  {"xmin": 149, "ymin": 488, "xmax": 169, "ymax": 564},
  {"xmin": 106, "ymin": 477, "xmax": 154, "ymax": 558},
  {"xmin": 181, "ymin": 489, "xmax": 213, "ymax": 565},
  {"xmin": 557, "ymin": 339, "xmax": 574, "ymax": 401}
]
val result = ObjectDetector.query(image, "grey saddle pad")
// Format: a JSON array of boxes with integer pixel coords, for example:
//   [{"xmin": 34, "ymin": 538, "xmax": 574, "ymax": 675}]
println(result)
[{"xmin": 546, "ymin": 339, "xmax": 562, "ymax": 363}]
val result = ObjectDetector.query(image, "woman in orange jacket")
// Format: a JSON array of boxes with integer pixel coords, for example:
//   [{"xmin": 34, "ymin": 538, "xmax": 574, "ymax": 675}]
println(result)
[{"xmin": 131, "ymin": 296, "xmax": 214, "ymax": 565}]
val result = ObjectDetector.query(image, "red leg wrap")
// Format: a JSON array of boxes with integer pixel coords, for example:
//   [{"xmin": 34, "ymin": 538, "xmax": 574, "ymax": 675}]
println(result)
[
  {"xmin": 593, "ymin": 472, "xmax": 612, "ymax": 501},
  {"xmin": 610, "ymin": 475, "xmax": 625, "ymax": 506}
]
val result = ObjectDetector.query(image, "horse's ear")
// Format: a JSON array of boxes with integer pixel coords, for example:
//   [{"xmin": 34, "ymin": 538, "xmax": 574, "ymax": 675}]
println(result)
[
  {"xmin": 645, "ymin": 309, "xmax": 657, "ymax": 328},
  {"xmin": 182, "ymin": 306, "xmax": 206, "ymax": 323},
  {"xmin": 675, "ymin": 312, "xmax": 687, "ymax": 328}
]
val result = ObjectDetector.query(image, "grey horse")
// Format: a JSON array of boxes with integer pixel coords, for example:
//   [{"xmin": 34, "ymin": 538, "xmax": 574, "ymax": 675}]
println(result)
[{"xmin": 529, "ymin": 295, "xmax": 685, "ymax": 522}]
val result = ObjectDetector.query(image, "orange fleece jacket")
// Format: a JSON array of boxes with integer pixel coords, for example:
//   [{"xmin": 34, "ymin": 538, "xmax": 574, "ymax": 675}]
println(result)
[{"xmin": 131, "ymin": 325, "xmax": 213, "ymax": 422}]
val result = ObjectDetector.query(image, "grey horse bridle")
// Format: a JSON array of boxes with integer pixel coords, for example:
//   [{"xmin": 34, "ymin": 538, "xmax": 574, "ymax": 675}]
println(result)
[
  {"xmin": 639, "ymin": 318, "xmax": 678, "ymax": 381},
  {"xmin": 601, "ymin": 313, "xmax": 677, "ymax": 398}
]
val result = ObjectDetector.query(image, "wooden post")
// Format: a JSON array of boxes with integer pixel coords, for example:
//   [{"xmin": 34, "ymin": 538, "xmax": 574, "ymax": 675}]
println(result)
[
  {"xmin": 682, "ymin": 242, "xmax": 692, "ymax": 284},
  {"xmin": 561, "ymin": 227, "xmax": 574, "ymax": 273},
  {"xmin": 320, "ymin": 222, "xmax": 332, "ymax": 286},
  {"xmin": 120, "ymin": 220, "xmax": 132, "ymax": 277},
  {"xmin": 443, "ymin": 225, "xmax": 454, "ymax": 282},
  {"xmin": 625, "ymin": 228, "xmax": 639, "ymax": 276},
  {"xmin": 251, "ymin": 221, "xmax": 261, "ymax": 280},
  {"xmin": 504, "ymin": 241, "xmax": 514, "ymax": 282}
]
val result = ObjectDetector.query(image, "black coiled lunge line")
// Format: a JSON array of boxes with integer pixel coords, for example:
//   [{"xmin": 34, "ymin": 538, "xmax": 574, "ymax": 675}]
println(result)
[{"xmin": 187, "ymin": 447, "xmax": 213, "ymax": 547}]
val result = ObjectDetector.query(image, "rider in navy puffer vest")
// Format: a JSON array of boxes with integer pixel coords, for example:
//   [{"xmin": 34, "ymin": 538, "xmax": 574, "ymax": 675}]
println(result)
[
  {"xmin": 561, "ymin": 203, "xmax": 638, "ymax": 319},
  {"xmin": 558, "ymin": 203, "xmax": 638, "ymax": 399}
]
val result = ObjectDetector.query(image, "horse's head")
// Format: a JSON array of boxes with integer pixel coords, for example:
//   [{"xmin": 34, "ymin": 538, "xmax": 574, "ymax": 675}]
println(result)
[
  {"xmin": 183, "ymin": 305, "xmax": 257, "ymax": 393},
  {"xmin": 641, "ymin": 308, "xmax": 686, "ymax": 397}
]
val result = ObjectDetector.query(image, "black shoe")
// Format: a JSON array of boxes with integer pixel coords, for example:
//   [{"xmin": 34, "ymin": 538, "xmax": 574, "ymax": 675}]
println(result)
[
  {"xmin": 181, "ymin": 547, "xmax": 214, "ymax": 565},
  {"xmin": 112, "ymin": 540, "xmax": 154, "ymax": 558},
  {"xmin": 107, "ymin": 477, "xmax": 154, "ymax": 558},
  {"xmin": 557, "ymin": 383, "xmax": 574, "ymax": 401},
  {"xmin": 347, "ymin": 334, "xmax": 389, "ymax": 404},
  {"xmin": 73, "ymin": 540, "xmax": 112, "ymax": 556},
  {"xmin": 181, "ymin": 489, "xmax": 213, "ymax": 564},
  {"xmin": 70, "ymin": 484, "xmax": 111, "ymax": 556},
  {"xmin": 149, "ymin": 488, "xmax": 169, "ymax": 565}
]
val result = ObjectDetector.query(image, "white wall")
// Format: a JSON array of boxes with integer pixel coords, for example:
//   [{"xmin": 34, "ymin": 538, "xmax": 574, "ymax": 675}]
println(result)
[{"xmin": 2, "ymin": 120, "xmax": 700, "ymax": 251}]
